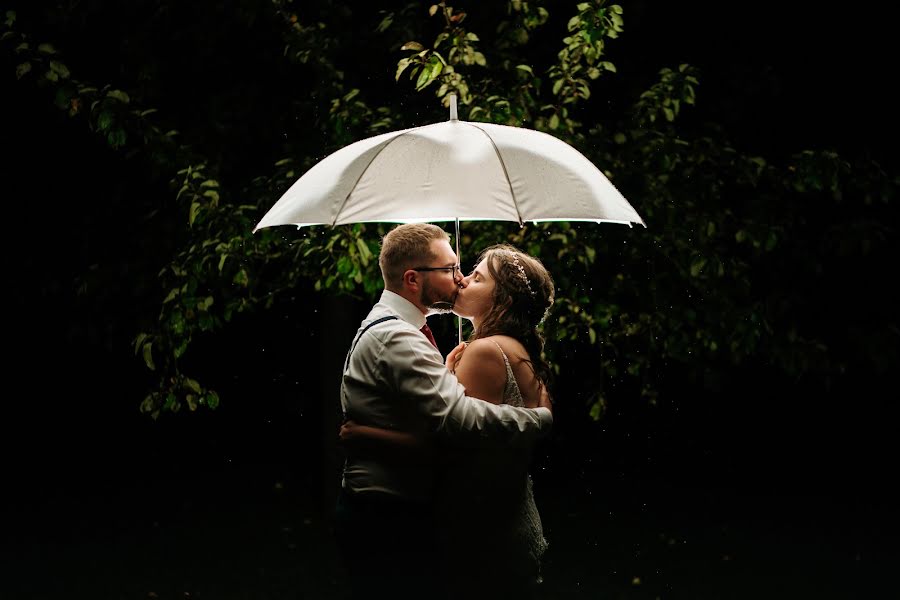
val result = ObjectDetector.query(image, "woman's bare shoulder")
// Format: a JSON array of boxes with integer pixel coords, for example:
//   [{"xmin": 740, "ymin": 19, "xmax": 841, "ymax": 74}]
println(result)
[
  {"xmin": 487, "ymin": 334, "xmax": 529, "ymax": 361},
  {"xmin": 461, "ymin": 338, "xmax": 506, "ymax": 365},
  {"xmin": 455, "ymin": 338, "xmax": 507, "ymax": 403}
]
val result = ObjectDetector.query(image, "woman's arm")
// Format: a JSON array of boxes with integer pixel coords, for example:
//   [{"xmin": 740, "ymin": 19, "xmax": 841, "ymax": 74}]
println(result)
[{"xmin": 339, "ymin": 420, "xmax": 423, "ymax": 448}]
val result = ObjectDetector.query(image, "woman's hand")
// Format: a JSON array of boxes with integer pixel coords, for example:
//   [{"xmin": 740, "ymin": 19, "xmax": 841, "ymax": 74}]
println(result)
[
  {"xmin": 339, "ymin": 419, "xmax": 361, "ymax": 442},
  {"xmin": 445, "ymin": 341, "xmax": 467, "ymax": 374}
]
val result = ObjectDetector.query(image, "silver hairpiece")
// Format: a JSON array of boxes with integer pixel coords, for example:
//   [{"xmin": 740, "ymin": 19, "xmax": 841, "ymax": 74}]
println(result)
[{"xmin": 510, "ymin": 252, "xmax": 536, "ymax": 297}]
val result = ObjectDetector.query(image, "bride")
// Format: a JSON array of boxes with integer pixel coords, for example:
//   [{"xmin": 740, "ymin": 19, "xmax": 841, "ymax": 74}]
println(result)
[{"xmin": 341, "ymin": 243, "xmax": 554, "ymax": 597}]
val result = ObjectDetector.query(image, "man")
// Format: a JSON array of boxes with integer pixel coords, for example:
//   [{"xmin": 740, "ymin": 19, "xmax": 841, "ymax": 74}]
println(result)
[{"xmin": 334, "ymin": 223, "xmax": 553, "ymax": 600}]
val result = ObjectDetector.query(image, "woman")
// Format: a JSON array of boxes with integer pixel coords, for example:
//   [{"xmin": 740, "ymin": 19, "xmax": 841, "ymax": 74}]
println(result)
[{"xmin": 341, "ymin": 243, "xmax": 555, "ymax": 596}]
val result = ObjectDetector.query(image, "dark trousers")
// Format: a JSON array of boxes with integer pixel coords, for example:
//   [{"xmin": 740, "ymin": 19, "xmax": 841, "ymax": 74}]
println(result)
[{"xmin": 333, "ymin": 488, "xmax": 440, "ymax": 600}]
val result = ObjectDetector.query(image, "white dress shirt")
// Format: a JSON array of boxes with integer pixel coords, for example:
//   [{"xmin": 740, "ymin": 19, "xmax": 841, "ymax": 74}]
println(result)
[{"xmin": 341, "ymin": 290, "xmax": 553, "ymax": 502}]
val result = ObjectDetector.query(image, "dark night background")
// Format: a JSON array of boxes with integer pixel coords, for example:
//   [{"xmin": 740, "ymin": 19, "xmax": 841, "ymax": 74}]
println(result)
[{"xmin": 2, "ymin": 2, "xmax": 898, "ymax": 599}]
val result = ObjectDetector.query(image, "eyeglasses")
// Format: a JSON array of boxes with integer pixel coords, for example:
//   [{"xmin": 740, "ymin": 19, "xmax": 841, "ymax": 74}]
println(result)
[{"xmin": 413, "ymin": 264, "xmax": 461, "ymax": 278}]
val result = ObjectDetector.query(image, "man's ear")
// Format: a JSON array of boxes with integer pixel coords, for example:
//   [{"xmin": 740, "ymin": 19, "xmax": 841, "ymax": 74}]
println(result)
[{"xmin": 401, "ymin": 269, "xmax": 421, "ymax": 292}]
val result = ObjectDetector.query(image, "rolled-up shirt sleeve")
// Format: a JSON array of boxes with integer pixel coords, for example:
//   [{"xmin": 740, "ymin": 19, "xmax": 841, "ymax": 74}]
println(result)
[{"xmin": 381, "ymin": 327, "xmax": 552, "ymax": 443}]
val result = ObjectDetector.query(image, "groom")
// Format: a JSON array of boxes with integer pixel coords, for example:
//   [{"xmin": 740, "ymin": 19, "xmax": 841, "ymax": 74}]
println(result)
[{"xmin": 334, "ymin": 223, "xmax": 553, "ymax": 600}]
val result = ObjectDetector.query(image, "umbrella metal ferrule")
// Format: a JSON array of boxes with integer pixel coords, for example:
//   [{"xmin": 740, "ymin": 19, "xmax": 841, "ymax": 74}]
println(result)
[{"xmin": 449, "ymin": 94, "xmax": 458, "ymax": 122}]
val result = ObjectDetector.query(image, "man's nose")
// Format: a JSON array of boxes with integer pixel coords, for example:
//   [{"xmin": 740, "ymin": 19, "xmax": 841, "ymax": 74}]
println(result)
[{"xmin": 456, "ymin": 274, "xmax": 468, "ymax": 288}]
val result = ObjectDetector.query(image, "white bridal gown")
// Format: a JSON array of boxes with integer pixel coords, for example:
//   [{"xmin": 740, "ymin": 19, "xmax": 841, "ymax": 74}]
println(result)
[{"xmin": 438, "ymin": 342, "xmax": 548, "ymax": 594}]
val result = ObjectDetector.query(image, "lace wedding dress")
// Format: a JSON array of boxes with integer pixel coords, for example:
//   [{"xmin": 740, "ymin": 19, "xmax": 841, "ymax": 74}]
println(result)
[{"xmin": 437, "ymin": 343, "xmax": 548, "ymax": 595}]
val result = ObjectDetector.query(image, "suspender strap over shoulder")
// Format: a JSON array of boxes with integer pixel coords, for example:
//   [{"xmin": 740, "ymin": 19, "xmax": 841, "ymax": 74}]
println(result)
[{"xmin": 344, "ymin": 315, "xmax": 399, "ymax": 371}]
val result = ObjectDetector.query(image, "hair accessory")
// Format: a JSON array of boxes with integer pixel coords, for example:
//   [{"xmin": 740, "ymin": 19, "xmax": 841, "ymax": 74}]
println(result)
[{"xmin": 510, "ymin": 252, "xmax": 536, "ymax": 297}]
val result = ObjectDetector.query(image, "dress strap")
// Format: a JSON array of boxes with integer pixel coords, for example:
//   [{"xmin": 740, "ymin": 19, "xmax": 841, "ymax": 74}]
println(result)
[
  {"xmin": 490, "ymin": 340, "xmax": 526, "ymax": 407},
  {"xmin": 490, "ymin": 340, "xmax": 509, "ymax": 363}
]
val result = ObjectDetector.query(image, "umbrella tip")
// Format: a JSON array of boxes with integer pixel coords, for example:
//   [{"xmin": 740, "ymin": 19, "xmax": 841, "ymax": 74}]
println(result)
[{"xmin": 449, "ymin": 94, "xmax": 458, "ymax": 121}]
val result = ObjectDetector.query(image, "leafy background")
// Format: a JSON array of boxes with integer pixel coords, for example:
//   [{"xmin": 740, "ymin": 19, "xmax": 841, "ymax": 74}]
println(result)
[{"xmin": 2, "ymin": 1, "xmax": 898, "ymax": 598}]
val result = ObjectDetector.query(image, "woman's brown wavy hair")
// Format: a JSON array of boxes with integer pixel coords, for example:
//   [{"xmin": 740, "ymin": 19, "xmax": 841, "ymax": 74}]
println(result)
[{"xmin": 468, "ymin": 244, "xmax": 555, "ymax": 386}]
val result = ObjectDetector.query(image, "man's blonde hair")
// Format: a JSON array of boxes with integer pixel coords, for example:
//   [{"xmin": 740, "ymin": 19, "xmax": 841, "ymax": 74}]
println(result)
[{"xmin": 379, "ymin": 223, "xmax": 449, "ymax": 289}]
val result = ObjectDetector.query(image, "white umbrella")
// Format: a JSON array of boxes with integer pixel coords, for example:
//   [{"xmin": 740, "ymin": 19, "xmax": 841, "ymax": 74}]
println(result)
[
  {"xmin": 255, "ymin": 95, "xmax": 644, "ymax": 231},
  {"xmin": 254, "ymin": 95, "xmax": 645, "ymax": 341}
]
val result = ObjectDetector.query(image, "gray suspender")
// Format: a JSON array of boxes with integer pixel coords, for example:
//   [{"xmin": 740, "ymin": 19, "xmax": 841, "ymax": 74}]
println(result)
[{"xmin": 343, "ymin": 316, "xmax": 398, "ymax": 371}]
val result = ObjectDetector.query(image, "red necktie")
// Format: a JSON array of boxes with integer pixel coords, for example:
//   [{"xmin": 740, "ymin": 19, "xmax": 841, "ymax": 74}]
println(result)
[{"xmin": 420, "ymin": 323, "xmax": 439, "ymax": 351}]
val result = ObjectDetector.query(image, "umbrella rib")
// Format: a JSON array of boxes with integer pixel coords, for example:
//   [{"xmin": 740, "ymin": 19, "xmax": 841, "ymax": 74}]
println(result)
[
  {"xmin": 330, "ymin": 131, "xmax": 415, "ymax": 226},
  {"xmin": 467, "ymin": 123, "xmax": 523, "ymax": 226}
]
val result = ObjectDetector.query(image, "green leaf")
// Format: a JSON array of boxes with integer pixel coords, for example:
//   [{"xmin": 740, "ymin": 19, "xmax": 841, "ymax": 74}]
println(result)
[
  {"xmin": 206, "ymin": 391, "xmax": 220, "ymax": 410},
  {"xmin": 589, "ymin": 396, "xmax": 606, "ymax": 421},
  {"xmin": 516, "ymin": 64, "xmax": 533, "ymax": 75},
  {"xmin": 184, "ymin": 377, "xmax": 202, "ymax": 394},
  {"xmin": 189, "ymin": 202, "xmax": 202, "ymax": 226},
  {"xmin": 401, "ymin": 41, "xmax": 424, "ymax": 52},
  {"xmin": 133, "ymin": 333, "xmax": 148, "ymax": 355},
  {"xmin": 356, "ymin": 238, "xmax": 372, "ymax": 266},
  {"xmin": 375, "ymin": 14, "xmax": 394, "ymax": 32},
  {"xmin": 415, "ymin": 66, "xmax": 434, "ymax": 91},
  {"xmin": 107, "ymin": 129, "xmax": 126, "ymax": 148},
  {"xmin": 429, "ymin": 58, "xmax": 444, "ymax": 79},
  {"xmin": 140, "ymin": 394, "xmax": 156, "ymax": 414},
  {"xmin": 233, "ymin": 269, "xmax": 249, "ymax": 287},
  {"xmin": 548, "ymin": 113, "xmax": 560, "ymax": 130},
  {"xmin": 106, "ymin": 89, "xmax": 130, "ymax": 104},
  {"xmin": 49, "ymin": 60, "xmax": 70, "ymax": 78},
  {"xmin": 37, "ymin": 43, "xmax": 56, "ymax": 54},
  {"xmin": 97, "ymin": 112, "xmax": 114, "ymax": 132},
  {"xmin": 395, "ymin": 57, "xmax": 412, "ymax": 81},
  {"xmin": 690, "ymin": 257, "xmax": 707, "ymax": 277},
  {"xmin": 15, "ymin": 62, "xmax": 31, "ymax": 79},
  {"xmin": 142, "ymin": 342, "xmax": 155, "ymax": 371}
]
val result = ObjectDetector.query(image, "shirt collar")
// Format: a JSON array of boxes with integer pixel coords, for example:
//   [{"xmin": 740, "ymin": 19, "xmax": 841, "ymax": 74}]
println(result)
[{"xmin": 380, "ymin": 289, "xmax": 427, "ymax": 329}]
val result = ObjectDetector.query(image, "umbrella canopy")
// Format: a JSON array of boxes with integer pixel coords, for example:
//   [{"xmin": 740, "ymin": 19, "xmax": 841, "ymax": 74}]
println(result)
[{"xmin": 254, "ymin": 96, "xmax": 644, "ymax": 232}]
